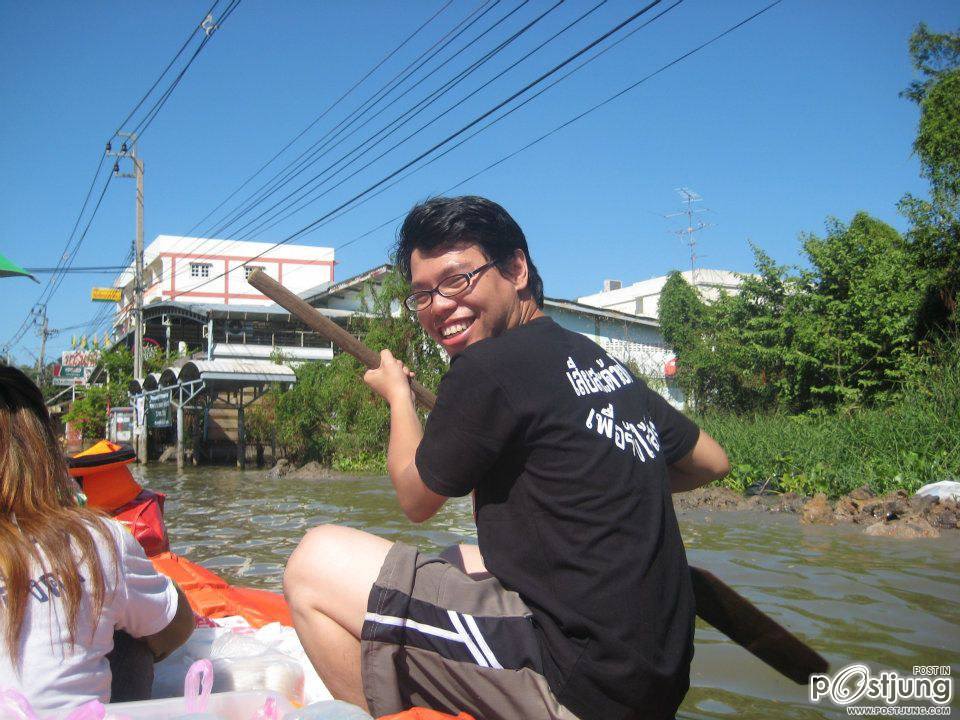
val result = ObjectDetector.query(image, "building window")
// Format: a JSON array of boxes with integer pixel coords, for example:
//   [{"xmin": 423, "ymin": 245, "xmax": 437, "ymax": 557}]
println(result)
[
  {"xmin": 245, "ymin": 265, "xmax": 265, "ymax": 279},
  {"xmin": 190, "ymin": 262, "xmax": 211, "ymax": 278}
]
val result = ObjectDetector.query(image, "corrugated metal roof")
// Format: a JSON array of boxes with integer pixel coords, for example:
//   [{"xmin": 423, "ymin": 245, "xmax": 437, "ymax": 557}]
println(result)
[
  {"xmin": 178, "ymin": 358, "xmax": 296, "ymax": 387},
  {"xmin": 141, "ymin": 299, "xmax": 358, "ymax": 320},
  {"xmin": 300, "ymin": 263, "xmax": 392, "ymax": 304},
  {"xmin": 212, "ymin": 343, "xmax": 333, "ymax": 362},
  {"xmin": 543, "ymin": 297, "xmax": 660, "ymax": 327}
]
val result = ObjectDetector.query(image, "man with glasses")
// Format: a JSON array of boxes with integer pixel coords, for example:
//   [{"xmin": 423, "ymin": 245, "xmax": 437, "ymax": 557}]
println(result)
[{"xmin": 284, "ymin": 196, "xmax": 730, "ymax": 720}]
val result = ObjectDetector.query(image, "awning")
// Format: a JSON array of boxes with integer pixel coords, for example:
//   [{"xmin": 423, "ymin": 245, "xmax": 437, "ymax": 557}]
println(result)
[
  {"xmin": 178, "ymin": 358, "xmax": 296, "ymax": 390},
  {"xmin": 212, "ymin": 343, "xmax": 333, "ymax": 363},
  {"xmin": 159, "ymin": 367, "xmax": 181, "ymax": 387}
]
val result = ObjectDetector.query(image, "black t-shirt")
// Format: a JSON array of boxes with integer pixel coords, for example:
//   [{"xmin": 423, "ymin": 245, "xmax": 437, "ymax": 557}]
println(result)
[{"xmin": 416, "ymin": 317, "xmax": 699, "ymax": 720}]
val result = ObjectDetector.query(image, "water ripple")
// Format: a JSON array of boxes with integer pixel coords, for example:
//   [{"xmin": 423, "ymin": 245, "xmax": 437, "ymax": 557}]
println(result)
[{"xmin": 137, "ymin": 466, "xmax": 960, "ymax": 719}]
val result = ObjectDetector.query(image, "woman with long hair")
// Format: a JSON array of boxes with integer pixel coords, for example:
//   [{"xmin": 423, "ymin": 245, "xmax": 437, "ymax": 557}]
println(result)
[{"xmin": 0, "ymin": 366, "xmax": 193, "ymax": 709}]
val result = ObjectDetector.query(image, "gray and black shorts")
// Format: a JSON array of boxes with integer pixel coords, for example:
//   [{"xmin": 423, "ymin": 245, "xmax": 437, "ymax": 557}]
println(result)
[{"xmin": 360, "ymin": 542, "xmax": 581, "ymax": 720}]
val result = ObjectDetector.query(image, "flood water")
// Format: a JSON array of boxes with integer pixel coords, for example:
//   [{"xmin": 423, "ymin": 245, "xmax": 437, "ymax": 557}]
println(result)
[{"xmin": 137, "ymin": 465, "xmax": 960, "ymax": 719}]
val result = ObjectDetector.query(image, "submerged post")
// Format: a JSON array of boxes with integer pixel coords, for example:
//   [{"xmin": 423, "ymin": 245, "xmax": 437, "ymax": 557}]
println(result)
[
  {"xmin": 237, "ymin": 389, "xmax": 245, "ymax": 469},
  {"xmin": 176, "ymin": 401, "xmax": 185, "ymax": 470}
]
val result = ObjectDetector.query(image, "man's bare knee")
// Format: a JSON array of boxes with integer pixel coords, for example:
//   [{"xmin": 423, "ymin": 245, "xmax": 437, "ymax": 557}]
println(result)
[
  {"xmin": 284, "ymin": 524, "xmax": 393, "ymax": 637},
  {"xmin": 285, "ymin": 524, "xmax": 332, "ymax": 603}
]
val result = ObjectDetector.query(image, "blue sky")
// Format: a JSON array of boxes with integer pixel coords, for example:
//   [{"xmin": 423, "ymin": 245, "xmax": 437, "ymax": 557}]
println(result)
[{"xmin": 1, "ymin": 0, "xmax": 956, "ymax": 363}]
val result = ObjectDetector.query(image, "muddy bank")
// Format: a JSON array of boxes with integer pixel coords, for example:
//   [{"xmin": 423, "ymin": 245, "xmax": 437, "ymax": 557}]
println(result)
[
  {"xmin": 265, "ymin": 458, "xmax": 379, "ymax": 481},
  {"xmin": 270, "ymin": 459, "xmax": 958, "ymax": 539},
  {"xmin": 673, "ymin": 484, "xmax": 959, "ymax": 538}
]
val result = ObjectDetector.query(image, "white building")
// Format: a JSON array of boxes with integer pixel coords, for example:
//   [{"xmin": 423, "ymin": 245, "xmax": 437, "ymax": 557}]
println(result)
[
  {"xmin": 115, "ymin": 235, "xmax": 334, "ymax": 336},
  {"xmin": 577, "ymin": 269, "xmax": 743, "ymax": 320},
  {"xmin": 542, "ymin": 298, "xmax": 683, "ymax": 406}
]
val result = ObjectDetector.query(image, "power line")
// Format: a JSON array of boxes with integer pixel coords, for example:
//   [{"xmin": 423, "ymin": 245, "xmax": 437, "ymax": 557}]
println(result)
[
  {"xmin": 193, "ymin": 0, "xmax": 501, "ymax": 245},
  {"xmin": 129, "ymin": 0, "xmax": 243, "ymax": 140},
  {"xmin": 223, "ymin": 0, "xmax": 559, "ymax": 243},
  {"xmin": 159, "ymin": 1, "xmax": 498, "ymax": 303},
  {"xmin": 161, "ymin": 0, "xmax": 510, "ymax": 294},
  {"xmin": 110, "ymin": 0, "xmax": 223, "ymax": 140},
  {"xmin": 241, "ymin": 0, "xmax": 613, "ymax": 244},
  {"xmin": 187, "ymin": 0, "xmax": 669, "ymax": 295},
  {"xmin": 285, "ymin": 0, "xmax": 783, "ymax": 273},
  {"xmin": 25, "ymin": 266, "xmax": 129, "ymax": 274},
  {"xmin": 181, "ymin": 0, "xmax": 455, "ymax": 239},
  {"xmin": 3, "ymin": 0, "xmax": 242, "ymax": 359},
  {"xmin": 168, "ymin": 0, "xmax": 601, "ymax": 294}
]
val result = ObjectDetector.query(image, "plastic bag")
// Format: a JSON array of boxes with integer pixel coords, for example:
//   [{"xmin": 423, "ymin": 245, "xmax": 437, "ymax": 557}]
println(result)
[
  {"xmin": 205, "ymin": 631, "xmax": 304, "ymax": 702},
  {"xmin": 154, "ymin": 622, "xmax": 329, "ymax": 704}
]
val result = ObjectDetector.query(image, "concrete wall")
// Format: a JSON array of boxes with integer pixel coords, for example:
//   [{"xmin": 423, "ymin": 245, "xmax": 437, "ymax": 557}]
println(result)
[{"xmin": 544, "ymin": 304, "xmax": 684, "ymax": 407}]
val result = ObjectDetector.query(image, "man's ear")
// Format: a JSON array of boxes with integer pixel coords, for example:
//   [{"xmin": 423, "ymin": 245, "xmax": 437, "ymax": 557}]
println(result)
[{"xmin": 502, "ymin": 249, "xmax": 529, "ymax": 294}]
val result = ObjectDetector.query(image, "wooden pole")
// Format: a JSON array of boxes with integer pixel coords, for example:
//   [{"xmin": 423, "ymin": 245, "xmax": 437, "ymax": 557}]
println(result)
[
  {"xmin": 176, "ymin": 401, "xmax": 185, "ymax": 470},
  {"xmin": 237, "ymin": 389, "xmax": 246, "ymax": 470},
  {"xmin": 248, "ymin": 269, "xmax": 437, "ymax": 410}
]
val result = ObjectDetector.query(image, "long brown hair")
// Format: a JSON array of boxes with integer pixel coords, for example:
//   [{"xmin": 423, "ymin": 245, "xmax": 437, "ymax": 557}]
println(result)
[{"xmin": 0, "ymin": 366, "xmax": 116, "ymax": 666}]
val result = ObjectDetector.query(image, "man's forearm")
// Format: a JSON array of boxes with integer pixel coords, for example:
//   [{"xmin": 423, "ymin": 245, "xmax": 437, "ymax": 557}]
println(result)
[
  {"xmin": 668, "ymin": 430, "xmax": 731, "ymax": 493},
  {"xmin": 668, "ymin": 465, "xmax": 722, "ymax": 493},
  {"xmin": 387, "ymin": 395, "xmax": 423, "ymax": 482},
  {"xmin": 386, "ymin": 396, "xmax": 445, "ymax": 522}
]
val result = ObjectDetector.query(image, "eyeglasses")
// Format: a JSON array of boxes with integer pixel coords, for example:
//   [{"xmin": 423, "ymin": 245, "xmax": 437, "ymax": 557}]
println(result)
[{"xmin": 404, "ymin": 259, "xmax": 498, "ymax": 312}]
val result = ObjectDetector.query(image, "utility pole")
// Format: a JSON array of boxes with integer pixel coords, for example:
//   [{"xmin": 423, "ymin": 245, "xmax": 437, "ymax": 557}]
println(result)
[
  {"xmin": 661, "ymin": 187, "xmax": 712, "ymax": 289},
  {"xmin": 35, "ymin": 307, "xmax": 50, "ymax": 385},
  {"xmin": 109, "ymin": 133, "xmax": 147, "ymax": 462}
]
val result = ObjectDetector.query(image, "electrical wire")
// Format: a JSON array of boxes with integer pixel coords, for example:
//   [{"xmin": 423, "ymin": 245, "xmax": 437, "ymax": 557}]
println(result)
[
  {"xmin": 242, "ymin": 0, "xmax": 612, "ymax": 243},
  {"xmin": 130, "ymin": 0, "xmax": 243, "ymax": 140},
  {"xmin": 279, "ymin": 0, "xmax": 785, "ymax": 282},
  {"xmin": 164, "ymin": 0, "xmax": 584, "ymax": 294},
  {"xmin": 194, "ymin": 0, "xmax": 500, "ymax": 245},
  {"xmin": 185, "ymin": 0, "xmax": 668, "ymax": 295},
  {"xmin": 110, "ymin": 0, "xmax": 223, "ymax": 140},
  {"xmin": 181, "ymin": 0, "xmax": 455, "ymax": 239},
  {"xmin": 161, "ymin": 0, "xmax": 507, "ymax": 294},
  {"xmin": 3, "ymin": 0, "xmax": 241, "ymax": 358},
  {"xmin": 25, "ymin": 266, "xmax": 129, "ymax": 274},
  {"xmin": 223, "ymin": 0, "xmax": 556, "ymax": 242}
]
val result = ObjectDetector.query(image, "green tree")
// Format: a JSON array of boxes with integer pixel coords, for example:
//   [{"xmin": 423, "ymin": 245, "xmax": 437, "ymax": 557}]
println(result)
[
  {"xmin": 657, "ymin": 214, "xmax": 926, "ymax": 413},
  {"xmin": 900, "ymin": 24, "xmax": 960, "ymax": 329},
  {"xmin": 63, "ymin": 345, "xmax": 182, "ymax": 441},
  {"xmin": 900, "ymin": 23, "xmax": 960, "ymax": 106},
  {"xmin": 658, "ymin": 271, "xmax": 706, "ymax": 355},
  {"xmin": 267, "ymin": 268, "xmax": 448, "ymax": 470},
  {"xmin": 798, "ymin": 213, "xmax": 925, "ymax": 406}
]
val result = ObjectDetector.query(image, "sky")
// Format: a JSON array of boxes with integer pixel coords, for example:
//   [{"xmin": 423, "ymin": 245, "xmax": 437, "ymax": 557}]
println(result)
[{"xmin": 1, "ymin": 0, "xmax": 956, "ymax": 365}]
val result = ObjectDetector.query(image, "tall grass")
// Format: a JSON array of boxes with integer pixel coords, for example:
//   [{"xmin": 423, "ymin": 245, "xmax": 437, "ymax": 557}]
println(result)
[{"xmin": 697, "ymin": 337, "xmax": 960, "ymax": 497}]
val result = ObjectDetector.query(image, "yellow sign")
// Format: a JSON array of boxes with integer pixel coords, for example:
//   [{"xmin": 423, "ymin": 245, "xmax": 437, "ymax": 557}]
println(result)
[{"xmin": 91, "ymin": 287, "xmax": 121, "ymax": 302}]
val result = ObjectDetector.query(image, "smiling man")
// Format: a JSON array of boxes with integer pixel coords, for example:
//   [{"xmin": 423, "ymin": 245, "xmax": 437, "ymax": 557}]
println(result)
[{"xmin": 284, "ymin": 196, "xmax": 730, "ymax": 720}]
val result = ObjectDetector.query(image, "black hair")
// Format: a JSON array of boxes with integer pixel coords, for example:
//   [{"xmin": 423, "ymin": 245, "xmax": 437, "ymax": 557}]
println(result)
[
  {"xmin": 0, "ymin": 366, "xmax": 51, "ymax": 426},
  {"xmin": 395, "ymin": 195, "xmax": 544, "ymax": 307}
]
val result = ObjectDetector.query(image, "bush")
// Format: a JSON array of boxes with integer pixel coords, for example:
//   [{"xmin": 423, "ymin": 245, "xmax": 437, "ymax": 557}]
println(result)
[
  {"xmin": 268, "ymin": 268, "xmax": 447, "ymax": 472},
  {"xmin": 699, "ymin": 336, "xmax": 960, "ymax": 496}
]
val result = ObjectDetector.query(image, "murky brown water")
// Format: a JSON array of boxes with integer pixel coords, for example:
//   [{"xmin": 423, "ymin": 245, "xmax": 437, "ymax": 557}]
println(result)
[{"xmin": 136, "ymin": 465, "xmax": 960, "ymax": 719}]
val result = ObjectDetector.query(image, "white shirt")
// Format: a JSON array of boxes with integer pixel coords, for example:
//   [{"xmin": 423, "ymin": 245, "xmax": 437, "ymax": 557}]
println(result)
[{"xmin": 0, "ymin": 518, "xmax": 178, "ymax": 711}]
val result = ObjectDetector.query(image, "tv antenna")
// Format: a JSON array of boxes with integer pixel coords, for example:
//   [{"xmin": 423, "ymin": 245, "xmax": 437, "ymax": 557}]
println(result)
[{"xmin": 660, "ymin": 187, "xmax": 713, "ymax": 287}]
